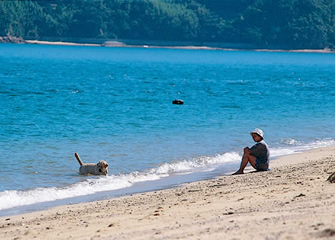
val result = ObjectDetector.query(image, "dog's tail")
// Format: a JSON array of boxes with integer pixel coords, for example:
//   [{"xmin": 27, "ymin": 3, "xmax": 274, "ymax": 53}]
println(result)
[{"xmin": 74, "ymin": 152, "xmax": 84, "ymax": 166}]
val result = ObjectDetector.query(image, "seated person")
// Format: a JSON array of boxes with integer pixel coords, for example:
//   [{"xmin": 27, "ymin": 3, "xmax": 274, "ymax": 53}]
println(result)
[{"xmin": 233, "ymin": 128, "xmax": 270, "ymax": 175}]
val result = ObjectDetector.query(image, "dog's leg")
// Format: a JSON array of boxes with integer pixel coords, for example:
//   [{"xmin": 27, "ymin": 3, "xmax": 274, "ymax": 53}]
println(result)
[{"xmin": 74, "ymin": 152, "xmax": 84, "ymax": 166}]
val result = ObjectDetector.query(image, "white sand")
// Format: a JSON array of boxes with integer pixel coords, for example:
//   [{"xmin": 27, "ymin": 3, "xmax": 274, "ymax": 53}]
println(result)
[
  {"xmin": 25, "ymin": 40, "xmax": 101, "ymax": 47},
  {"xmin": 24, "ymin": 40, "xmax": 335, "ymax": 53},
  {"xmin": 1, "ymin": 146, "xmax": 335, "ymax": 240}
]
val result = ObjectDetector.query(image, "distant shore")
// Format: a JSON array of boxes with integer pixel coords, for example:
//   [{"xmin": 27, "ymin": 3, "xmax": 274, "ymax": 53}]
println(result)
[
  {"xmin": 26, "ymin": 39, "xmax": 335, "ymax": 53},
  {"xmin": 1, "ymin": 37, "xmax": 330, "ymax": 53},
  {"xmin": 25, "ymin": 40, "xmax": 101, "ymax": 47},
  {"xmin": 1, "ymin": 146, "xmax": 334, "ymax": 239}
]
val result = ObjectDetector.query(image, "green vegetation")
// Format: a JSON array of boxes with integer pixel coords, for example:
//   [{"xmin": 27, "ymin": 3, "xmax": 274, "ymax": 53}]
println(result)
[{"xmin": 0, "ymin": 0, "xmax": 334, "ymax": 49}]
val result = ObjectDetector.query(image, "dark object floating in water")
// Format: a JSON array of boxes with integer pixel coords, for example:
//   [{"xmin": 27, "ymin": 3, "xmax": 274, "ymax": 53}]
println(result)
[{"xmin": 172, "ymin": 99, "xmax": 184, "ymax": 105}]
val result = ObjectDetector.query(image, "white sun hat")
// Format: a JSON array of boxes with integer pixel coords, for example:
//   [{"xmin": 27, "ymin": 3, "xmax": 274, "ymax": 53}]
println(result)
[{"xmin": 250, "ymin": 128, "xmax": 264, "ymax": 138}]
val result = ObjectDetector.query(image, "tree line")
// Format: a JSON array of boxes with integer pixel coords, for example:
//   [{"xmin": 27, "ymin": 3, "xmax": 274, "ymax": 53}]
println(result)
[{"xmin": 0, "ymin": 0, "xmax": 334, "ymax": 49}]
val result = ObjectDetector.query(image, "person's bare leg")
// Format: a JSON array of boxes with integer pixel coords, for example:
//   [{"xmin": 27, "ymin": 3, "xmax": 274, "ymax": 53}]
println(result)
[{"xmin": 233, "ymin": 154, "xmax": 257, "ymax": 175}]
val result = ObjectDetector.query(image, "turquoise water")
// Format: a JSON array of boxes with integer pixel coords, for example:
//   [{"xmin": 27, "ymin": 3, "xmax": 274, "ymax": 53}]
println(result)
[{"xmin": 1, "ymin": 44, "xmax": 335, "ymax": 213}]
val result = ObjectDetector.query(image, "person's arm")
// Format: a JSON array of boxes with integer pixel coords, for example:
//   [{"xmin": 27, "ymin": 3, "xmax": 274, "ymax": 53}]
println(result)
[
  {"xmin": 249, "ymin": 143, "xmax": 265, "ymax": 157},
  {"xmin": 244, "ymin": 147, "xmax": 251, "ymax": 155}
]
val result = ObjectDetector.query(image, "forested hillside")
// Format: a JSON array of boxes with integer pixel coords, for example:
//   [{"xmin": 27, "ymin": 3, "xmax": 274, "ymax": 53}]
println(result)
[{"xmin": 0, "ymin": 0, "xmax": 334, "ymax": 49}]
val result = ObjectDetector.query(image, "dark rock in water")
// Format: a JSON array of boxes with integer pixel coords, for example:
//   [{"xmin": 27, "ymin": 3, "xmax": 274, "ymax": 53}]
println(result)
[
  {"xmin": 172, "ymin": 99, "xmax": 184, "ymax": 105},
  {"xmin": 327, "ymin": 172, "xmax": 335, "ymax": 183}
]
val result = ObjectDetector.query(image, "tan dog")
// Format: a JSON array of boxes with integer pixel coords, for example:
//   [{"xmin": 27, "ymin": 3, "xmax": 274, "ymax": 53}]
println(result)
[{"xmin": 74, "ymin": 152, "xmax": 109, "ymax": 175}]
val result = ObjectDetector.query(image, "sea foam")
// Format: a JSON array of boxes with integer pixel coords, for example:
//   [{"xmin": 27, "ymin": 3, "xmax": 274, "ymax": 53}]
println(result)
[
  {"xmin": 1, "ymin": 139, "xmax": 334, "ymax": 212},
  {"xmin": 0, "ymin": 152, "xmax": 240, "ymax": 211}
]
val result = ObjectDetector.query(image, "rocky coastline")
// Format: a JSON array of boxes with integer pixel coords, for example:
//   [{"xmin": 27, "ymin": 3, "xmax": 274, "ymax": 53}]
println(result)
[{"xmin": 0, "ymin": 35, "xmax": 25, "ymax": 44}]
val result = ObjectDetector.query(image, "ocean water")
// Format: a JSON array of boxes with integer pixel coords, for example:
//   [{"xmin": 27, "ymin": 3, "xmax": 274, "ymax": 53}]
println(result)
[{"xmin": 1, "ymin": 44, "xmax": 335, "ymax": 215}]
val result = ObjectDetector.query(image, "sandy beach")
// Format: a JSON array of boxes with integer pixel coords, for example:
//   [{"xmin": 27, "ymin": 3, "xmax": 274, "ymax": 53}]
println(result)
[
  {"xmin": 1, "ymin": 146, "xmax": 335, "ymax": 240},
  {"xmin": 21, "ymin": 39, "xmax": 335, "ymax": 53}
]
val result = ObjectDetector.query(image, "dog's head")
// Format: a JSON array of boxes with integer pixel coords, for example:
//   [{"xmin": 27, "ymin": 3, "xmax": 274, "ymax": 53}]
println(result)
[{"xmin": 97, "ymin": 160, "xmax": 109, "ymax": 175}]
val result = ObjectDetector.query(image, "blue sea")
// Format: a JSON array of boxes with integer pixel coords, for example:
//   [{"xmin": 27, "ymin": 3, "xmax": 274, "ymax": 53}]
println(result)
[{"xmin": 1, "ymin": 44, "xmax": 335, "ymax": 216}]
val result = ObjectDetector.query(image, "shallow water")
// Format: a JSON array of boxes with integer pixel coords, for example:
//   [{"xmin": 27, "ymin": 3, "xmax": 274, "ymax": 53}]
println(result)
[{"xmin": 1, "ymin": 44, "xmax": 335, "ymax": 213}]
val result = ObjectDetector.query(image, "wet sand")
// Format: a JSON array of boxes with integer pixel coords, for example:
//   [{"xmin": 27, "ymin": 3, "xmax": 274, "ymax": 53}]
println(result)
[{"xmin": 1, "ymin": 146, "xmax": 335, "ymax": 239}]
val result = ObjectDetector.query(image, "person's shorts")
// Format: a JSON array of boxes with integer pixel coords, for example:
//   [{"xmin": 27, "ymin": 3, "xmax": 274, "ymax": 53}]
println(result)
[{"xmin": 256, "ymin": 163, "xmax": 269, "ymax": 171}]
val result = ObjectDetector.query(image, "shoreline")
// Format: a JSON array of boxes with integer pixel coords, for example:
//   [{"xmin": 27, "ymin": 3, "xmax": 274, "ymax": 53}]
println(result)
[
  {"xmin": 1, "ymin": 146, "xmax": 334, "ymax": 239},
  {"xmin": 22, "ymin": 39, "xmax": 335, "ymax": 53}
]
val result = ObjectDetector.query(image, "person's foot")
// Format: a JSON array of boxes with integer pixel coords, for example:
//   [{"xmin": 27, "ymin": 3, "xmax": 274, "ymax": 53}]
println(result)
[{"xmin": 232, "ymin": 171, "xmax": 244, "ymax": 175}]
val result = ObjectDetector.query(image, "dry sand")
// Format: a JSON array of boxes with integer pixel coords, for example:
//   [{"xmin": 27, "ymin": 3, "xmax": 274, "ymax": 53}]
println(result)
[{"xmin": 1, "ymin": 146, "xmax": 335, "ymax": 240}]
